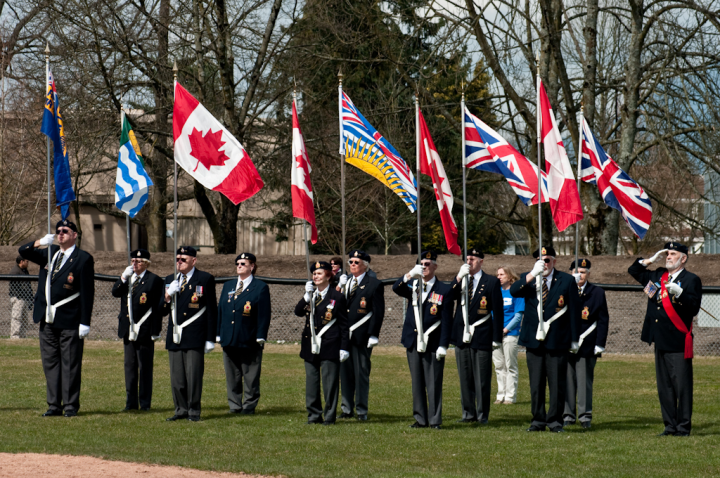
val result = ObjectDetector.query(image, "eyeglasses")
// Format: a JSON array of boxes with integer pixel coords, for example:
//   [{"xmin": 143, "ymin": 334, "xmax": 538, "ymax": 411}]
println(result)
[
  {"xmin": 176, "ymin": 257, "xmax": 189, "ymax": 263},
  {"xmin": 420, "ymin": 261, "xmax": 432, "ymax": 267},
  {"xmin": 56, "ymin": 228, "xmax": 72, "ymax": 234},
  {"xmin": 131, "ymin": 259, "xmax": 145, "ymax": 264},
  {"xmin": 348, "ymin": 260, "xmax": 361, "ymax": 265},
  {"xmin": 236, "ymin": 262, "xmax": 249, "ymax": 267},
  {"xmin": 543, "ymin": 258, "xmax": 552, "ymax": 263}
]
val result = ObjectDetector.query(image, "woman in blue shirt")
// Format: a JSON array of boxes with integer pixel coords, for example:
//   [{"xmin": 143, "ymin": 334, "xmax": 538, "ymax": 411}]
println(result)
[{"xmin": 493, "ymin": 266, "xmax": 524, "ymax": 404}]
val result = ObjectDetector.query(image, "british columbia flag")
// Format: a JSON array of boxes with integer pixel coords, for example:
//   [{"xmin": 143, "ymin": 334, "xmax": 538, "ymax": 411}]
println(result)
[
  {"xmin": 579, "ymin": 119, "xmax": 652, "ymax": 238},
  {"xmin": 463, "ymin": 108, "xmax": 548, "ymax": 206}
]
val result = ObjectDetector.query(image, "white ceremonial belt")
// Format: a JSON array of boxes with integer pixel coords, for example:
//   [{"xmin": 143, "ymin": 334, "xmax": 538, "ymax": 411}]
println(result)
[
  {"xmin": 311, "ymin": 318, "xmax": 337, "ymax": 354},
  {"xmin": 419, "ymin": 320, "xmax": 442, "ymax": 351},
  {"xmin": 536, "ymin": 306, "xmax": 567, "ymax": 341},
  {"xmin": 46, "ymin": 292, "xmax": 80, "ymax": 324},
  {"xmin": 129, "ymin": 309, "xmax": 153, "ymax": 342},
  {"xmin": 349, "ymin": 312, "xmax": 373, "ymax": 339},
  {"xmin": 411, "ymin": 281, "xmax": 428, "ymax": 353},
  {"xmin": 461, "ymin": 277, "xmax": 471, "ymax": 343},
  {"xmin": 577, "ymin": 321, "xmax": 598, "ymax": 349},
  {"xmin": 469, "ymin": 313, "xmax": 492, "ymax": 337},
  {"xmin": 172, "ymin": 306, "xmax": 207, "ymax": 344}
]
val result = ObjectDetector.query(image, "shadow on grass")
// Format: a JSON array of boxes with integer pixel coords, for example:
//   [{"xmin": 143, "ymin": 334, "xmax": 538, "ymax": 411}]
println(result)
[{"xmin": 201, "ymin": 405, "xmax": 302, "ymax": 420}]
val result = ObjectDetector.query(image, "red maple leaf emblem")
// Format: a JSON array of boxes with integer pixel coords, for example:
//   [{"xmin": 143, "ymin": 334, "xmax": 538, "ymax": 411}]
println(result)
[{"xmin": 188, "ymin": 127, "xmax": 229, "ymax": 172}]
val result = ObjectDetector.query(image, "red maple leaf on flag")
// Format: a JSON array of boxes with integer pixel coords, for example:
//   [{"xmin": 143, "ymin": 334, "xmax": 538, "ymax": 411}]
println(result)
[{"xmin": 189, "ymin": 127, "xmax": 229, "ymax": 172}]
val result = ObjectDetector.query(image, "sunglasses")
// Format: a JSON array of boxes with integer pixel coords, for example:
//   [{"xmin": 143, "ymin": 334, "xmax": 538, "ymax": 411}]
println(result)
[
  {"xmin": 176, "ymin": 257, "xmax": 189, "ymax": 263},
  {"xmin": 236, "ymin": 262, "xmax": 250, "ymax": 267},
  {"xmin": 543, "ymin": 258, "xmax": 552, "ymax": 263},
  {"xmin": 56, "ymin": 228, "xmax": 72, "ymax": 234},
  {"xmin": 348, "ymin": 260, "xmax": 361, "ymax": 265},
  {"xmin": 420, "ymin": 261, "xmax": 432, "ymax": 267}
]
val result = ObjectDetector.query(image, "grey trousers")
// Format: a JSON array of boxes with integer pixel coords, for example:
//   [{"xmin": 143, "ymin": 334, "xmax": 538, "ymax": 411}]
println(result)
[
  {"xmin": 407, "ymin": 347, "xmax": 445, "ymax": 427},
  {"xmin": 168, "ymin": 348, "xmax": 204, "ymax": 417},
  {"xmin": 564, "ymin": 355, "xmax": 596, "ymax": 424},
  {"xmin": 123, "ymin": 338, "xmax": 155, "ymax": 410},
  {"xmin": 655, "ymin": 348, "xmax": 693, "ymax": 434},
  {"xmin": 455, "ymin": 346, "xmax": 476, "ymax": 420},
  {"xmin": 40, "ymin": 325, "xmax": 84, "ymax": 412},
  {"xmin": 526, "ymin": 348, "xmax": 568, "ymax": 430},
  {"xmin": 471, "ymin": 349, "xmax": 493, "ymax": 422},
  {"xmin": 305, "ymin": 359, "xmax": 340, "ymax": 423},
  {"xmin": 223, "ymin": 346, "xmax": 263, "ymax": 412},
  {"xmin": 340, "ymin": 343, "xmax": 373, "ymax": 416}
]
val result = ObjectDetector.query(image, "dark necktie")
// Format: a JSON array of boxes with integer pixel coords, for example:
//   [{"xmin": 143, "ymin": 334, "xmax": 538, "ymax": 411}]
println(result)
[
  {"xmin": 468, "ymin": 275, "xmax": 474, "ymax": 297},
  {"xmin": 132, "ymin": 275, "xmax": 140, "ymax": 295},
  {"xmin": 578, "ymin": 287, "xmax": 582, "ymax": 297},
  {"xmin": 180, "ymin": 274, "xmax": 188, "ymax": 292},
  {"xmin": 542, "ymin": 278, "xmax": 549, "ymax": 305},
  {"xmin": 423, "ymin": 281, "xmax": 428, "ymax": 293},
  {"xmin": 52, "ymin": 252, "xmax": 64, "ymax": 280},
  {"xmin": 315, "ymin": 293, "xmax": 323, "ymax": 307},
  {"xmin": 348, "ymin": 278, "xmax": 358, "ymax": 303},
  {"xmin": 234, "ymin": 280, "xmax": 244, "ymax": 299}
]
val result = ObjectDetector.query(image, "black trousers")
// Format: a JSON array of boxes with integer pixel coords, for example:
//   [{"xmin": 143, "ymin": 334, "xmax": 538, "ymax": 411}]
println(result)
[
  {"xmin": 455, "ymin": 346, "xmax": 476, "ymax": 420},
  {"xmin": 340, "ymin": 343, "xmax": 373, "ymax": 416},
  {"xmin": 655, "ymin": 347, "xmax": 693, "ymax": 434},
  {"xmin": 168, "ymin": 348, "xmax": 204, "ymax": 417},
  {"xmin": 40, "ymin": 325, "xmax": 84, "ymax": 412},
  {"xmin": 223, "ymin": 346, "xmax": 263, "ymax": 412},
  {"xmin": 123, "ymin": 337, "xmax": 155, "ymax": 410},
  {"xmin": 526, "ymin": 347, "xmax": 568, "ymax": 430},
  {"xmin": 407, "ymin": 347, "xmax": 445, "ymax": 427},
  {"xmin": 305, "ymin": 359, "xmax": 340, "ymax": 423}
]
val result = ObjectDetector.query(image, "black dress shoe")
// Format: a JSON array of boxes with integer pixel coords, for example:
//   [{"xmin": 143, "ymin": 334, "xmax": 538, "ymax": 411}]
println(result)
[
  {"xmin": 166, "ymin": 414, "xmax": 188, "ymax": 421},
  {"xmin": 339, "ymin": 412, "xmax": 354, "ymax": 419},
  {"xmin": 564, "ymin": 420, "xmax": 574, "ymax": 427},
  {"xmin": 456, "ymin": 418, "xmax": 477, "ymax": 423},
  {"xmin": 674, "ymin": 432, "xmax": 690, "ymax": 437},
  {"xmin": 479, "ymin": 419, "xmax": 489, "ymax": 425},
  {"xmin": 122, "ymin": 407, "xmax": 135, "ymax": 412},
  {"xmin": 241, "ymin": 409, "xmax": 255, "ymax": 415},
  {"xmin": 581, "ymin": 422, "xmax": 591, "ymax": 429},
  {"xmin": 657, "ymin": 430, "xmax": 675, "ymax": 436},
  {"xmin": 140, "ymin": 407, "xmax": 150, "ymax": 411},
  {"xmin": 229, "ymin": 409, "xmax": 242, "ymax": 414},
  {"xmin": 549, "ymin": 427, "xmax": 564, "ymax": 433},
  {"xmin": 409, "ymin": 421, "xmax": 428, "ymax": 428},
  {"xmin": 42, "ymin": 409, "xmax": 62, "ymax": 417},
  {"xmin": 307, "ymin": 420, "xmax": 323, "ymax": 425},
  {"xmin": 430, "ymin": 425, "xmax": 442, "ymax": 430},
  {"xmin": 322, "ymin": 421, "xmax": 335, "ymax": 426},
  {"xmin": 187, "ymin": 416, "xmax": 201, "ymax": 422},
  {"xmin": 63, "ymin": 410, "xmax": 78, "ymax": 417},
  {"xmin": 526, "ymin": 425, "xmax": 545, "ymax": 432},
  {"xmin": 357, "ymin": 414, "xmax": 368, "ymax": 421}
]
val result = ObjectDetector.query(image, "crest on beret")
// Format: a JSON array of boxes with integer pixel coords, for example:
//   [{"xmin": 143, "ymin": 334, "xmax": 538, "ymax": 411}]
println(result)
[
  {"xmin": 315, "ymin": 262, "xmax": 321, "ymax": 268},
  {"xmin": 581, "ymin": 259, "xmax": 587, "ymax": 267},
  {"xmin": 541, "ymin": 247, "xmax": 547, "ymax": 255},
  {"xmin": 137, "ymin": 251, "xmax": 141, "ymax": 257},
  {"xmin": 180, "ymin": 248, "xmax": 185, "ymax": 253},
  {"xmin": 426, "ymin": 252, "xmax": 431, "ymax": 259},
  {"xmin": 354, "ymin": 251, "xmax": 359, "ymax": 257},
  {"xmin": 670, "ymin": 243, "xmax": 674, "ymax": 248}
]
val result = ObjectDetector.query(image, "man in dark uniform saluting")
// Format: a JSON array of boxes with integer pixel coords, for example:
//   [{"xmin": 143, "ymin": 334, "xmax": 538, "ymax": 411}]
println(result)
[
  {"xmin": 111, "ymin": 249, "xmax": 164, "ymax": 412},
  {"xmin": 161, "ymin": 246, "xmax": 217, "ymax": 422},
  {"xmin": 393, "ymin": 251, "xmax": 453, "ymax": 429},
  {"xmin": 217, "ymin": 252, "xmax": 271, "ymax": 414},
  {"xmin": 19, "ymin": 219, "xmax": 95, "ymax": 417},
  {"xmin": 510, "ymin": 246, "xmax": 580, "ymax": 432},
  {"xmin": 628, "ymin": 242, "xmax": 701, "ymax": 436},
  {"xmin": 564, "ymin": 258, "xmax": 609, "ymax": 429},
  {"xmin": 338, "ymin": 249, "xmax": 384, "ymax": 421},
  {"xmin": 448, "ymin": 247, "xmax": 503, "ymax": 424}
]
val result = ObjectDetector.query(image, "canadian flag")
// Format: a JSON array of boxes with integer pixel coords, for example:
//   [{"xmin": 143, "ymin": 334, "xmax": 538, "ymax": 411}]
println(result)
[
  {"xmin": 538, "ymin": 80, "xmax": 583, "ymax": 231},
  {"xmin": 291, "ymin": 99, "xmax": 318, "ymax": 244},
  {"xmin": 418, "ymin": 110, "xmax": 461, "ymax": 256},
  {"xmin": 173, "ymin": 81, "xmax": 264, "ymax": 204}
]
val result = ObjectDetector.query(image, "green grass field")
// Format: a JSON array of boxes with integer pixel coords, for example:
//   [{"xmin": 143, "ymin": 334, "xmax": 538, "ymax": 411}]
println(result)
[{"xmin": 1, "ymin": 340, "xmax": 719, "ymax": 477}]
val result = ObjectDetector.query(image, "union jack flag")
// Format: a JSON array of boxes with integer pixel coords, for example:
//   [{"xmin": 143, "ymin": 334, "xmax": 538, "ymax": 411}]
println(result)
[
  {"xmin": 580, "ymin": 119, "xmax": 652, "ymax": 238},
  {"xmin": 340, "ymin": 92, "xmax": 417, "ymax": 212},
  {"xmin": 464, "ymin": 108, "xmax": 547, "ymax": 206}
]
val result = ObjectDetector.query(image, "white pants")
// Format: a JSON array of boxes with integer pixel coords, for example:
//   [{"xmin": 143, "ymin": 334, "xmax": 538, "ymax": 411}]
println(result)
[{"xmin": 492, "ymin": 335, "xmax": 519, "ymax": 402}]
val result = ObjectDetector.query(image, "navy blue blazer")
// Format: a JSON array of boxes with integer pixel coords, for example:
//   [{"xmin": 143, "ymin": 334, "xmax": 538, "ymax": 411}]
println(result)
[
  {"xmin": 510, "ymin": 269, "xmax": 580, "ymax": 351},
  {"xmin": 343, "ymin": 273, "xmax": 385, "ymax": 345},
  {"xmin": 392, "ymin": 276, "xmax": 453, "ymax": 353},
  {"xmin": 111, "ymin": 271, "xmax": 164, "ymax": 342},
  {"xmin": 217, "ymin": 276, "xmax": 271, "ymax": 349},
  {"xmin": 19, "ymin": 241, "xmax": 95, "ymax": 330},
  {"xmin": 577, "ymin": 282, "xmax": 609, "ymax": 357},
  {"xmin": 160, "ymin": 269, "xmax": 217, "ymax": 350},
  {"xmin": 294, "ymin": 288, "xmax": 349, "ymax": 362},
  {"xmin": 448, "ymin": 272, "xmax": 504, "ymax": 350}
]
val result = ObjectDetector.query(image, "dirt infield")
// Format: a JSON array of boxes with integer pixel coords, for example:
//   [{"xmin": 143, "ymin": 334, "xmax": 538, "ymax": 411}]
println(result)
[{"xmin": 0, "ymin": 453, "xmax": 276, "ymax": 478}]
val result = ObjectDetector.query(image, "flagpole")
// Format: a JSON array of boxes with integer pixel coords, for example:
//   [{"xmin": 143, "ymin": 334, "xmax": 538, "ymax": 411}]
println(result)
[
  {"xmin": 415, "ymin": 93, "xmax": 425, "ymax": 352},
  {"xmin": 461, "ymin": 87, "xmax": 470, "ymax": 344},
  {"xmin": 172, "ymin": 61, "xmax": 179, "ymax": 343},
  {"xmin": 338, "ymin": 70, "xmax": 346, "ymax": 266},
  {"xmin": 45, "ymin": 42, "xmax": 51, "ymax": 325},
  {"xmin": 535, "ymin": 51, "xmax": 544, "ymax": 340},
  {"xmin": 574, "ymin": 105, "xmax": 584, "ymax": 272}
]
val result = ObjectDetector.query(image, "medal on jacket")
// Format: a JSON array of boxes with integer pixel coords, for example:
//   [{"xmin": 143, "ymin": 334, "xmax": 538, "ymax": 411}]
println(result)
[
  {"xmin": 582, "ymin": 306, "xmax": 589, "ymax": 320},
  {"xmin": 67, "ymin": 272, "xmax": 74, "ymax": 284},
  {"xmin": 324, "ymin": 301, "xmax": 334, "ymax": 321},
  {"xmin": 480, "ymin": 296, "xmax": 487, "ymax": 308},
  {"xmin": 327, "ymin": 299, "xmax": 335, "ymax": 310},
  {"xmin": 196, "ymin": 286, "xmax": 204, "ymax": 297},
  {"xmin": 243, "ymin": 301, "xmax": 252, "ymax": 315},
  {"xmin": 430, "ymin": 303, "xmax": 438, "ymax": 315},
  {"xmin": 558, "ymin": 295, "xmax": 564, "ymax": 307},
  {"xmin": 360, "ymin": 297, "xmax": 366, "ymax": 308},
  {"xmin": 191, "ymin": 293, "xmax": 199, "ymax": 303},
  {"xmin": 140, "ymin": 292, "xmax": 147, "ymax": 304}
]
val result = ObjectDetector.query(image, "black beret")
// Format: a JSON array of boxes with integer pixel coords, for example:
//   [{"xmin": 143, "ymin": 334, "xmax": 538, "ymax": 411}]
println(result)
[
  {"xmin": 311, "ymin": 261, "xmax": 332, "ymax": 272},
  {"xmin": 417, "ymin": 250, "xmax": 437, "ymax": 263},
  {"xmin": 56, "ymin": 219, "xmax": 78, "ymax": 233},
  {"xmin": 664, "ymin": 242, "xmax": 689, "ymax": 255},
  {"xmin": 176, "ymin": 246, "xmax": 197, "ymax": 257},
  {"xmin": 532, "ymin": 245, "xmax": 556, "ymax": 258},
  {"xmin": 348, "ymin": 249, "xmax": 371, "ymax": 262},
  {"xmin": 236, "ymin": 252, "xmax": 257, "ymax": 263},
  {"xmin": 467, "ymin": 248, "xmax": 484, "ymax": 259},
  {"xmin": 131, "ymin": 249, "xmax": 150, "ymax": 260},
  {"xmin": 570, "ymin": 258, "xmax": 591, "ymax": 270}
]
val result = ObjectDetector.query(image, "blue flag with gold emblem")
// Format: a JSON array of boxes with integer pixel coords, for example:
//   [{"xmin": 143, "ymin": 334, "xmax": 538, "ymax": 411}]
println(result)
[{"xmin": 41, "ymin": 69, "xmax": 75, "ymax": 219}]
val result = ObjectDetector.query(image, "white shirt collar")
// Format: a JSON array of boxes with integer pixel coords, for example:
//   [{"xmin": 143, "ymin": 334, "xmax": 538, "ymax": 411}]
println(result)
[
  {"xmin": 132, "ymin": 270, "xmax": 147, "ymax": 282},
  {"xmin": 579, "ymin": 282, "xmax": 587, "ymax": 294},
  {"xmin": 422, "ymin": 276, "xmax": 437, "ymax": 302},
  {"xmin": 352, "ymin": 272, "xmax": 366, "ymax": 287},
  {"xmin": 179, "ymin": 267, "xmax": 196, "ymax": 281},
  {"xmin": 543, "ymin": 268, "xmax": 555, "ymax": 289},
  {"xmin": 669, "ymin": 269, "xmax": 684, "ymax": 282},
  {"xmin": 317, "ymin": 284, "xmax": 330, "ymax": 301},
  {"xmin": 471, "ymin": 269, "xmax": 482, "ymax": 295},
  {"xmin": 237, "ymin": 274, "xmax": 253, "ymax": 290},
  {"xmin": 53, "ymin": 245, "xmax": 75, "ymax": 269}
]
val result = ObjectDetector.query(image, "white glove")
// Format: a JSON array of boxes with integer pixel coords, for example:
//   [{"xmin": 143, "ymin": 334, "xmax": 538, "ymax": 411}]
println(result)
[
  {"xmin": 204, "ymin": 341, "xmax": 215, "ymax": 354},
  {"xmin": 530, "ymin": 259, "xmax": 545, "ymax": 278},
  {"xmin": 492, "ymin": 341, "xmax": 502, "ymax": 350},
  {"xmin": 256, "ymin": 338, "xmax": 266, "ymax": 345},
  {"xmin": 340, "ymin": 350, "xmax": 350, "ymax": 362},
  {"xmin": 665, "ymin": 282, "xmax": 683, "ymax": 297},
  {"xmin": 121, "ymin": 265, "xmax": 134, "ymax": 281},
  {"xmin": 570, "ymin": 341, "xmax": 580, "ymax": 354},
  {"xmin": 78, "ymin": 324, "xmax": 90, "ymax": 339},
  {"xmin": 215, "ymin": 335, "xmax": 221, "ymax": 343},
  {"xmin": 594, "ymin": 345, "xmax": 605, "ymax": 356},
  {"xmin": 39, "ymin": 234, "xmax": 55, "ymax": 246},
  {"xmin": 573, "ymin": 273, "xmax": 581, "ymax": 284},
  {"xmin": 457, "ymin": 263, "xmax": 470, "ymax": 281},
  {"xmin": 645, "ymin": 249, "xmax": 668, "ymax": 265},
  {"xmin": 436, "ymin": 346, "xmax": 447, "ymax": 361},
  {"xmin": 166, "ymin": 280, "xmax": 180, "ymax": 296},
  {"xmin": 339, "ymin": 274, "xmax": 348, "ymax": 286},
  {"xmin": 305, "ymin": 281, "xmax": 314, "ymax": 293},
  {"xmin": 367, "ymin": 336, "xmax": 379, "ymax": 348},
  {"xmin": 151, "ymin": 335, "xmax": 162, "ymax": 342},
  {"xmin": 408, "ymin": 264, "xmax": 424, "ymax": 280}
]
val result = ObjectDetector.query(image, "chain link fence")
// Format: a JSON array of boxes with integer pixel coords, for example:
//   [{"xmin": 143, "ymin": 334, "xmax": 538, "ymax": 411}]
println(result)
[{"xmin": 2, "ymin": 275, "xmax": 719, "ymax": 355}]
